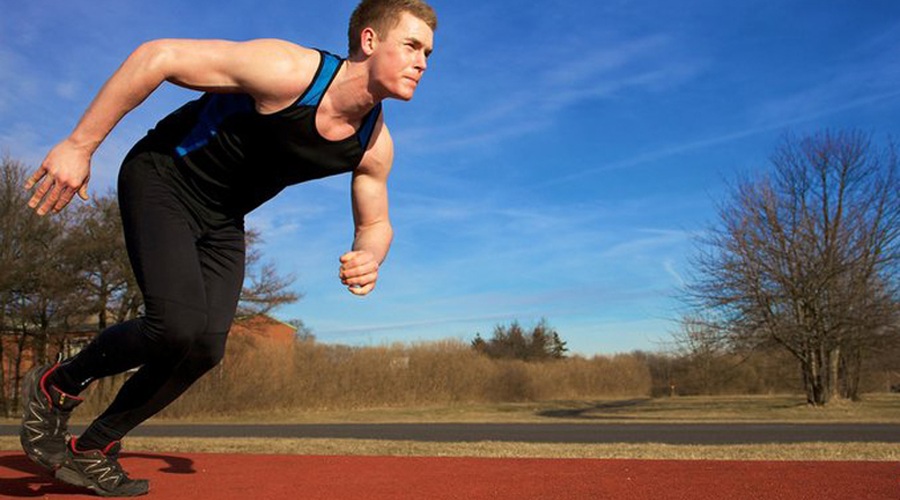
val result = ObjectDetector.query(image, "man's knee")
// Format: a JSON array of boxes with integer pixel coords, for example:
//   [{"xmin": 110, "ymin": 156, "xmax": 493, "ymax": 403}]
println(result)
[
  {"xmin": 190, "ymin": 348, "xmax": 225, "ymax": 374},
  {"xmin": 141, "ymin": 297, "xmax": 209, "ymax": 356},
  {"xmin": 185, "ymin": 333, "xmax": 228, "ymax": 375}
]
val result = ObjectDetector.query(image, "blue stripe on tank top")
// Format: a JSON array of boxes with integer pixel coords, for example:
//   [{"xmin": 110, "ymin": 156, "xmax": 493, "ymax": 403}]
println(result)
[
  {"xmin": 175, "ymin": 94, "xmax": 254, "ymax": 157},
  {"xmin": 298, "ymin": 53, "xmax": 341, "ymax": 107},
  {"xmin": 357, "ymin": 102, "xmax": 382, "ymax": 148}
]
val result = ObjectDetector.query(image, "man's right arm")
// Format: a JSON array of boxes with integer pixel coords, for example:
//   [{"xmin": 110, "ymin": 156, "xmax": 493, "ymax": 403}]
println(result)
[{"xmin": 26, "ymin": 39, "xmax": 319, "ymax": 215}]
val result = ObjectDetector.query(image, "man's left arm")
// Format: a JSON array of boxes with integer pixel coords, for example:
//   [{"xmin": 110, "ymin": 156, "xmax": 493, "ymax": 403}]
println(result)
[{"xmin": 339, "ymin": 122, "xmax": 394, "ymax": 296}]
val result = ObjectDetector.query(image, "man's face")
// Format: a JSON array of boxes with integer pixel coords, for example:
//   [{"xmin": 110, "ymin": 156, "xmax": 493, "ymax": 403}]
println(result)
[{"xmin": 370, "ymin": 12, "xmax": 434, "ymax": 101}]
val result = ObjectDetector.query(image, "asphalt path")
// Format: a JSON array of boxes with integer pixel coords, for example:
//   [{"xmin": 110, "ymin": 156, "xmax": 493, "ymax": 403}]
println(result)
[{"xmin": 2, "ymin": 422, "xmax": 898, "ymax": 444}]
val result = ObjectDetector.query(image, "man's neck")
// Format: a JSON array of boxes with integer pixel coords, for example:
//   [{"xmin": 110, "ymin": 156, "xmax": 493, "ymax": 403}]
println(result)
[{"xmin": 325, "ymin": 60, "xmax": 380, "ymax": 122}]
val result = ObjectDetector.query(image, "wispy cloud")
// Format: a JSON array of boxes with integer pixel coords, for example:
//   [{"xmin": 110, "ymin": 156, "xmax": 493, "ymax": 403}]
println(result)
[
  {"xmin": 246, "ymin": 195, "xmax": 337, "ymax": 238},
  {"xmin": 398, "ymin": 33, "xmax": 705, "ymax": 153},
  {"xmin": 314, "ymin": 311, "xmax": 523, "ymax": 337},
  {"xmin": 0, "ymin": 123, "xmax": 50, "ymax": 171},
  {"xmin": 542, "ymin": 35, "xmax": 674, "ymax": 87},
  {"xmin": 0, "ymin": 47, "xmax": 40, "ymax": 116},
  {"xmin": 55, "ymin": 81, "xmax": 80, "ymax": 100},
  {"xmin": 541, "ymin": 35, "xmax": 705, "ymax": 110},
  {"xmin": 663, "ymin": 258, "xmax": 686, "ymax": 287},
  {"xmin": 540, "ymin": 83, "xmax": 900, "ymax": 189},
  {"xmin": 599, "ymin": 229, "xmax": 691, "ymax": 259}
]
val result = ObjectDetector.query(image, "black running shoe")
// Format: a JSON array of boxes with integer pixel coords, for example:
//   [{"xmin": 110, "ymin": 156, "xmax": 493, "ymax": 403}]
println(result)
[
  {"xmin": 55, "ymin": 438, "xmax": 150, "ymax": 497},
  {"xmin": 20, "ymin": 362, "xmax": 83, "ymax": 470}
]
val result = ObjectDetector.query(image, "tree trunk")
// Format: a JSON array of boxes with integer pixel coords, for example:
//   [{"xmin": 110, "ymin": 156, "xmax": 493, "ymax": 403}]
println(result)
[
  {"xmin": 13, "ymin": 321, "xmax": 28, "ymax": 414},
  {"xmin": 802, "ymin": 357, "xmax": 820, "ymax": 405},
  {"xmin": 840, "ymin": 346, "xmax": 863, "ymax": 401},
  {"xmin": 827, "ymin": 346, "xmax": 842, "ymax": 403},
  {"xmin": 802, "ymin": 347, "xmax": 829, "ymax": 406},
  {"xmin": 0, "ymin": 331, "xmax": 6, "ymax": 418}
]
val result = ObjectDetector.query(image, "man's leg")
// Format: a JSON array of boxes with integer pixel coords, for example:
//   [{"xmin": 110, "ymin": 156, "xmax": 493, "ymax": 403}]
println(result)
[
  {"xmin": 20, "ymin": 150, "xmax": 200, "ymax": 475},
  {"xmin": 124, "ymin": 222, "xmax": 246, "ymax": 420},
  {"xmin": 79, "ymin": 221, "xmax": 246, "ymax": 445},
  {"xmin": 60, "ymin": 151, "xmax": 212, "ymax": 446},
  {"xmin": 45, "ymin": 151, "xmax": 215, "ymax": 497},
  {"xmin": 54, "ymin": 219, "xmax": 245, "ymax": 498}
]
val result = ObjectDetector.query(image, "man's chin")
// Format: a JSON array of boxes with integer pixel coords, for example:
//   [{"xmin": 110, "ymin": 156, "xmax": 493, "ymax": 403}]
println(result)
[{"xmin": 391, "ymin": 91, "xmax": 415, "ymax": 102}]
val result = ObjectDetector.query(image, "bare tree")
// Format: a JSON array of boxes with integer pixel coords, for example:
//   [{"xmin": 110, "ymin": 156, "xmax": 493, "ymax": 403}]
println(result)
[
  {"xmin": 685, "ymin": 130, "xmax": 899, "ymax": 405},
  {"xmin": 670, "ymin": 316, "xmax": 738, "ymax": 395},
  {"xmin": 0, "ymin": 157, "xmax": 81, "ymax": 414},
  {"xmin": 0, "ymin": 156, "xmax": 303, "ymax": 414},
  {"xmin": 65, "ymin": 193, "xmax": 141, "ymax": 329},
  {"xmin": 236, "ymin": 229, "xmax": 301, "ymax": 318},
  {"xmin": 0, "ymin": 157, "xmax": 28, "ymax": 415}
]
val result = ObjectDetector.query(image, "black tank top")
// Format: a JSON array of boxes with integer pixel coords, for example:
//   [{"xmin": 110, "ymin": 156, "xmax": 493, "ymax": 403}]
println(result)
[{"xmin": 144, "ymin": 50, "xmax": 381, "ymax": 217}]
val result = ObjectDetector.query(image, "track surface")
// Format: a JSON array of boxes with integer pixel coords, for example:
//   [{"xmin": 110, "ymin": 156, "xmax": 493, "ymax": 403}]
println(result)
[{"xmin": 0, "ymin": 451, "xmax": 897, "ymax": 499}]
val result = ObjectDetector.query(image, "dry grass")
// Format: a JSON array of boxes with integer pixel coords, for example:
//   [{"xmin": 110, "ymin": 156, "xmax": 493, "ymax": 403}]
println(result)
[
  {"xmin": 517, "ymin": 394, "xmax": 900, "ymax": 424},
  {"xmin": 0, "ymin": 436, "xmax": 895, "ymax": 461},
  {"xmin": 2, "ymin": 393, "xmax": 897, "ymax": 426},
  {"xmin": 65, "ymin": 339, "xmax": 652, "ymax": 419},
  {"xmin": 3, "ymin": 338, "xmax": 896, "ymax": 461},
  {"xmin": 63, "ymin": 337, "xmax": 895, "ymax": 425},
  {"xmin": 140, "ymin": 393, "xmax": 900, "ymax": 425},
  {"xmin": 2, "ymin": 395, "xmax": 897, "ymax": 461}
]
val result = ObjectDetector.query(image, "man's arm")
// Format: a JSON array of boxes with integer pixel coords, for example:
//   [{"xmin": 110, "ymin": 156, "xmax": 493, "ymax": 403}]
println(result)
[
  {"xmin": 339, "ymin": 119, "xmax": 394, "ymax": 296},
  {"xmin": 26, "ymin": 38, "xmax": 319, "ymax": 215}
]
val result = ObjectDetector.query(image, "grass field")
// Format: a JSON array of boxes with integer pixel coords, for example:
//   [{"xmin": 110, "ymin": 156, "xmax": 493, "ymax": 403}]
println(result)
[
  {"xmin": 3, "ymin": 394, "xmax": 898, "ymax": 461},
  {"xmin": 115, "ymin": 393, "xmax": 900, "ymax": 425}
]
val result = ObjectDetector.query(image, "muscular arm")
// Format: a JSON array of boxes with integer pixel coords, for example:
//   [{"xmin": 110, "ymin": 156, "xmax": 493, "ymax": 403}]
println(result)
[
  {"xmin": 26, "ymin": 38, "xmax": 318, "ymax": 215},
  {"xmin": 339, "ymin": 120, "xmax": 394, "ymax": 296}
]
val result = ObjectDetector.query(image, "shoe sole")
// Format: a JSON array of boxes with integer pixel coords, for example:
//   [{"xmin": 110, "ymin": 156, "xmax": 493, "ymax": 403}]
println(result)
[{"xmin": 56, "ymin": 466, "xmax": 150, "ymax": 497}]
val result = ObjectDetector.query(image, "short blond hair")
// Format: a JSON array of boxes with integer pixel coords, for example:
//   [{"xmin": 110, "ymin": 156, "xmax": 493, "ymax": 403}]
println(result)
[{"xmin": 348, "ymin": 0, "xmax": 437, "ymax": 55}]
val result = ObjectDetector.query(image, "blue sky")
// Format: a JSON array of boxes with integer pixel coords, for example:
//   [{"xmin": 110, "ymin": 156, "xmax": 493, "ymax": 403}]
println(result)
[{"xmin": 2, "ymin": 1, "xmax": 899, "ymax": 355}]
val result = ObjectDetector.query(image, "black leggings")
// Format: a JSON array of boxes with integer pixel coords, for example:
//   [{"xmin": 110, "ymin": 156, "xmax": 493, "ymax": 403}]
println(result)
[{"xmin": 59, "ymin": 148, "xmax": 245, "ymax": 445}]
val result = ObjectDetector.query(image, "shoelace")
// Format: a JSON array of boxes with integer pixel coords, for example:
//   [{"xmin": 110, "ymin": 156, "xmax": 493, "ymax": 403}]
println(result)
[
  {"xmin": 104, "ymin": 456, "xmax": 129, "ymax": 484},
  {"xmin": 77, "ymin": 449, "xmax": 131, "ymax": 487}
]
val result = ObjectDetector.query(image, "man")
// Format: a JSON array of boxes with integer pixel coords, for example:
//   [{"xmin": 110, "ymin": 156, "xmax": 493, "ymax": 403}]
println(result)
[{"xmin": 20, "ymin": 0, "xmax": 436, "ymax": 496}]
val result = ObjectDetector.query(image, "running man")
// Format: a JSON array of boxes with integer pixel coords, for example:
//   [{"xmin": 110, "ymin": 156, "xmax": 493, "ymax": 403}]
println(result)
[{"xmin": 20, "ymin": 0, "xmax": 436, "ymax": 496}]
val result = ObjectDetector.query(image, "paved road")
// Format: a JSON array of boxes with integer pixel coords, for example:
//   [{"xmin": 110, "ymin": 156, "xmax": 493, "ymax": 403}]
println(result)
[{"xmin": 2, "ymin": 423, "xmax": 898, "ymax": 444}]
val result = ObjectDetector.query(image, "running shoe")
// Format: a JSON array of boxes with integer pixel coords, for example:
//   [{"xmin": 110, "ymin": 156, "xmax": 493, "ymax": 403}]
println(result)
[
  {"xmin": 20, "ymin": 361, "xmax": 83, "ymax": 470},
  {"xmin": 55, "ymin": 438, "xmax": 150, "ymax": 497}
]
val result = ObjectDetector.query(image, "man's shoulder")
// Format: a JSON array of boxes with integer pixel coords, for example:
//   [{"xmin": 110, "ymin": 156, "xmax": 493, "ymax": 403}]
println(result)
[
  {"xmin": 248, "ymin": 39, "xmax": 322, "ymax": 74},
  {"xmin": 358, "ymin": 119, "xmax": 394, "ymax": 178},
  {"xmin": 236, "ymin": 40, "xmax": 324, "ymax": 110}
]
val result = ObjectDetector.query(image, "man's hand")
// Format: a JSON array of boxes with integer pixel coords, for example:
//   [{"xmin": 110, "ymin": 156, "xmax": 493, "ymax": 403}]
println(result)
[
  {"xmin": 339, "ymin": 250, "xmax": 380, "ymax": 296},
  {"xmin": 25, "ymin": 140, "xmax": 91, "ymax": 216}
]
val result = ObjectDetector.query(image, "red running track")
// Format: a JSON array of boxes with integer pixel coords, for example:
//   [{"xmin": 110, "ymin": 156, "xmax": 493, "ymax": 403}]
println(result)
[{"xmin": 0, "ymin": 451, "xmax": 897, "ymax": 499}]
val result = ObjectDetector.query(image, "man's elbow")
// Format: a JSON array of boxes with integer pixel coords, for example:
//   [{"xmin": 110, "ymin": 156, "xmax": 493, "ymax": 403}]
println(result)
[
  {"xmin": 133, "ymin": 39, "xmax": 179, "ymax": 81},
  {"xmin": 357, "ymin": 219, "xmax": 393, "ymax": 240}
]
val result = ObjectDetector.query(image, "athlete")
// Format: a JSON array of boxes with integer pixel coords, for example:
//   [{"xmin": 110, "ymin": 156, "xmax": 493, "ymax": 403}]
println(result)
[{"xmin": 19, "ymin": 0, "xmax": 436, "ymax": 496}]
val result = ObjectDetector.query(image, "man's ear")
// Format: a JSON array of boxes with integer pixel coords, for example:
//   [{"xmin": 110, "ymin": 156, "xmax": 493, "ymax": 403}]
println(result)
[{"xmin": 360, "ymin": 27, "xmax": 378, "ymax": 56}]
